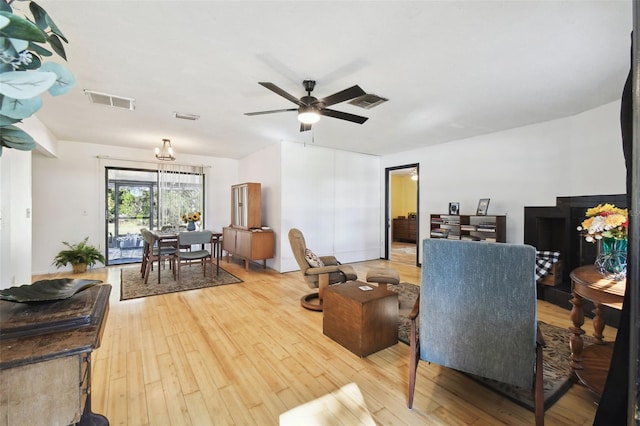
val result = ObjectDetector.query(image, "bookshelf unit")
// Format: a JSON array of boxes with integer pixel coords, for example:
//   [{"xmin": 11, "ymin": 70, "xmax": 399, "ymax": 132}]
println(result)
[{"xmin": 430, "ymin": 214, "xmax": 506, "ymax": 242}]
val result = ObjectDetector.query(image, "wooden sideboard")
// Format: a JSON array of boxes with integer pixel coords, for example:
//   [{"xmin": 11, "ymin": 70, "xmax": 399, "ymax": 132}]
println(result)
[
  {"xmin": 392, "ymin": 218, "xmax": 417, "ymax": 243},
  {"xmin": 0, "ymin": 284, "xmax": 111, "ymax": 426},
  {"xmin": 223, "ymin": 227, "xmax": 274, "ymax": 271}
]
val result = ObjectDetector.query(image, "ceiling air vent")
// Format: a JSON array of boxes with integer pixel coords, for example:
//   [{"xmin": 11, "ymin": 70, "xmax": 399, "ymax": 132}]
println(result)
[
  {"xmin": 173, "ymin": 112, "xmax": 200, "ymax": 121},
  {"xmin": 84, "ymin": 90, "xmax": 135, "ymax": 111},
  {"xmin": 348, "ymin": 93, "xmax": 388, "ymax": 109}
]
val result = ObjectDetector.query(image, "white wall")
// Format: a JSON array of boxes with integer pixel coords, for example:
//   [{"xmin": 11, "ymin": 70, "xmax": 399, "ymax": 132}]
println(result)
[
  {"xmin": 382, "ymin": 100, "xmax": 626, "ymax": 260},
  {"xmin": 31, "ymin": 141, "xmax": 238, "ymax": 274},
  {"xmin": 278, "ymin": 141, "xmax": 381, "ymax": 272},
  {"xmin": 0, "ymin": 149, "xmax": 32, "ymax": 288}
]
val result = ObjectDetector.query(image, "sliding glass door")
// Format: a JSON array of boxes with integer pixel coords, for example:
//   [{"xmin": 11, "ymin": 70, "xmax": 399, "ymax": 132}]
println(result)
[
  {"xmin": 105, "ymin": 166, "xmax": 205, "ymax": 265},
  {"xmin": 106, "ymin": 169, "xmax": 157, "ymax": 265}
]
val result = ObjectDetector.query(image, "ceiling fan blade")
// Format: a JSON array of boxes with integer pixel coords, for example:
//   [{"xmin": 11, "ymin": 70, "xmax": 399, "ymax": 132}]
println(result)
[
  {"xmin": 259, "ymin": 82, "xmax": 303, "ymax": 106},
  {"xmin": 318, "ymin": 85, "xmax": 366, "ymax": 107},
  {"xmin": 300, "ymin": 123, "xmax": 312, "ymax": 132},
  {"xmin": 245, "ymin": 108, "xmax": 297, "ymax": 116},
  {"xmin": 320, "ymin": 108, "xmax": 368, "ymax": 124}
]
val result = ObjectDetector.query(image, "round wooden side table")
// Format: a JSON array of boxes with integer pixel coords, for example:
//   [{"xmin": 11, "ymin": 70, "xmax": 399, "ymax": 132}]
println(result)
[{"xmin": 569, "ymin": 265, "xmax": 625, "ymax": 396}]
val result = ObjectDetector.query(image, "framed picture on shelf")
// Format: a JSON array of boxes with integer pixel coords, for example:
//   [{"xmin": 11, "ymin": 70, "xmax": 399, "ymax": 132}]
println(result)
[
  {"xmin": 448, "ymin": 202, "xmax": 460, "ymax": 215},
  {"xmin": 476, "ymin": 198, "xmax": 490, "ymax": 215}
]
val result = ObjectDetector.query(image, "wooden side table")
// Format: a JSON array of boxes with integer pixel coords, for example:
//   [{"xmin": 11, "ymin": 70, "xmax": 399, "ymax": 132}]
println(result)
[
  {"xmin": 323, "ymin": 281, "xmax": 398, "ymax": 357},
  {"xmin": 569, "ymin": 265, "xmax": 625, "ymax": 396}
]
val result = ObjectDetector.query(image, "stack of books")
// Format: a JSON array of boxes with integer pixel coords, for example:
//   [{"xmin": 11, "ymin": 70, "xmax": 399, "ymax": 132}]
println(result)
[
  {"xmin": 476, "ymin": 223, "xmax": 496, "ymax": 233},
  {"xmin": 430, "ymin": 228, "xmax": 449, "ymax": 238}
]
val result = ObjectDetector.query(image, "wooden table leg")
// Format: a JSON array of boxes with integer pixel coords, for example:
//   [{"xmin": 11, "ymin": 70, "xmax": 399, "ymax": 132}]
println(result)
[
  {"xmin": 569, "ymin": 289, "xmax": 585, "ymax": 370},
  {"xmin": 591, "ymin": 302, "xmax": 606, "ymax": 344}
]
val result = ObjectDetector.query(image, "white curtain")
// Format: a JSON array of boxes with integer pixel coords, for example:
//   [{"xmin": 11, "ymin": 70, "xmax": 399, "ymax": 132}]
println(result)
[{"xmin": 158, "ymin": 163, "xmax": 204, "ymax": 229}]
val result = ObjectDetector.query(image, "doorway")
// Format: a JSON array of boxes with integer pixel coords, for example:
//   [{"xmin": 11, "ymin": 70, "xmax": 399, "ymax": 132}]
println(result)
[{"xmin": 385, "ymin": 164, "xmax": 420, "ymax": 266}]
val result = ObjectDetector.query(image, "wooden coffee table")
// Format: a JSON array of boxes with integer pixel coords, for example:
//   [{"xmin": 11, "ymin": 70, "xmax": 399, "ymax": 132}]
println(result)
[{"xmin": 323, "ymin": 281, "xmax": 398, "ymax": 357}]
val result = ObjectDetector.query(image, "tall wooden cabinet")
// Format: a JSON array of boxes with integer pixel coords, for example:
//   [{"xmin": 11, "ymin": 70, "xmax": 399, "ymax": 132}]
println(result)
[
  {"xmin": 231, "ymin": 182, "xmax": 262, "ymax": 229},
  {"xmin": 223, "ymin": 182, "xmax": 274, "ymax": 270}
]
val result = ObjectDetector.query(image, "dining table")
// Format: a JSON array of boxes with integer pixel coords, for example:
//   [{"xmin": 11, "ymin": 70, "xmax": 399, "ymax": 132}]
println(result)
[{"xmin": 149, "ymin": 229, "xmax": 223, "ymax": 283}]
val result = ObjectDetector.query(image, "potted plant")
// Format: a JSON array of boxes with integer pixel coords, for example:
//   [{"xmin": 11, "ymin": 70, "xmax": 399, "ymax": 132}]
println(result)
[{"xmin": 53, "ymin": 237, "xmax": 105, "ymax": 273}]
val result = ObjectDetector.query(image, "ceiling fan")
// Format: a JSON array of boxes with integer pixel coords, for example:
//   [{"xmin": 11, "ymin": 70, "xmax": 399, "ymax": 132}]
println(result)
[{"xmin": 245, "ymin": 80, "xmax": 369, "ymax": 132}]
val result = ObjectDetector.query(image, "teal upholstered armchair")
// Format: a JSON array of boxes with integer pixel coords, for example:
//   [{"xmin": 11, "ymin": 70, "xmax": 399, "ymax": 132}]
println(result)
[{"xmin": 409, "ymin": 239, "xmax": 545, "ymax": 425}]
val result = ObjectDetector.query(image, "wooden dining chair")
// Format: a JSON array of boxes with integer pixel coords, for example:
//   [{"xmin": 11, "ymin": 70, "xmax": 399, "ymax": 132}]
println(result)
[
  {"xmin": 140, "ymin": 228, "xmax": 177, "ymax": 284},
  {"xmin": 176, "ymin": 231, "xmax": 213, "ymax": 283}
]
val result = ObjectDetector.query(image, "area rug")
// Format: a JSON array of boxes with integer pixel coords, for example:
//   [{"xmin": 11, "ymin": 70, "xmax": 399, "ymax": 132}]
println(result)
[
  {"xmin": 388, "ymin": 282, "xmax": 591, "ymax": 411},
  {"xmin": 120, "ymin": 264, "xmax": 243, "ymax": 300}
]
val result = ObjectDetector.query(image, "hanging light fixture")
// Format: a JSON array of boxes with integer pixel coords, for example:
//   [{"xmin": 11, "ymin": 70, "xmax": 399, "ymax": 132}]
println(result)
[
  {"xmin": 155, "ymin": 138, "xmax": 176, "ymax": 161},
  {"xmin": 297, "ymin": 105, "xmax": 320, "ymax": 124}
]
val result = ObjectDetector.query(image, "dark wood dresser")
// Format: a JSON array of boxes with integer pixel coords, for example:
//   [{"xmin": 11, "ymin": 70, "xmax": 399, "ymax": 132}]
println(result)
[{"xmin": 393, "ymin": 218, "xmax": 417, "ymax": 243}]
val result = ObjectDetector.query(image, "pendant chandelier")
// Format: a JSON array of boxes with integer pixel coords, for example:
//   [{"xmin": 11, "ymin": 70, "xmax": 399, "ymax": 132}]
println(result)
[{"xmin": 155, "ymin": 138, "xmax": 175, "ymax": 161}]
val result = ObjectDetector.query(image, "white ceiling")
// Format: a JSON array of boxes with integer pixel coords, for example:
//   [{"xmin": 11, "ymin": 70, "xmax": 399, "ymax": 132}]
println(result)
[{"xmin": 29, "ymin": 1, "xmax": 631, "ymax": 160}]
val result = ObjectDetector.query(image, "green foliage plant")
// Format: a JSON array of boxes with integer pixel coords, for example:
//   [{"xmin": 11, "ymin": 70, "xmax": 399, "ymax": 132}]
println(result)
[
  {"xmin": 53, "ymin": 237, "xmax": 106, "ymax": 269},
  {"xmin": 0, "ymin": 0, "xmax": 75, "ymax": 155}
]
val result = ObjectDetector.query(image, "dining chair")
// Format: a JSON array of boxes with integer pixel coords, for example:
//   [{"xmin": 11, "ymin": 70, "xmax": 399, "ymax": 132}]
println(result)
[
  {"xmin": 176, "ymin": 231, "xmax": 213, "ymax": 283},
  {"xmin": 140, "ymin": 228, "xmax": 177, "ymax": 284}
]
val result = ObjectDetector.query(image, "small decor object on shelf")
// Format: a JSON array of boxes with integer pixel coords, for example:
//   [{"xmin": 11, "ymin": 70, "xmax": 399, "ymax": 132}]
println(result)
[
  {"xmin": 476, "ymin": 198, "xmax": 490, "ymax": 216},
  {"xmin": 577, "ymin": 203, "xmax": 628, "ymax": 280},
  {"xmin": 448, "ymin": 202, "xmax": 460, "ymax": 215},
  {"xmin": 181, "ymin": 211, "xmax": 201, "ymax": 231},
  {"xmin": 53, "ymin": 237, "xmax": 106, "ymax": 273}
]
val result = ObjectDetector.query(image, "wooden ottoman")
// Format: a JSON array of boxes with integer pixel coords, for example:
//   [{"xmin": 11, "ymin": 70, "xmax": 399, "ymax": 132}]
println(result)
[{"xmin": 323, "ymin": 281, "xmax": 398, "ymax": 357}]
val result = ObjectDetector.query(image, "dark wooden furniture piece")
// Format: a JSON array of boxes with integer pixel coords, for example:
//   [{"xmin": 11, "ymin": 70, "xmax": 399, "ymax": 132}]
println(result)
[
  {"xmin": 0, "ymin": 284, "xmax": 111, "ymax": 426},
  {"xmin": 429, "ymin": 214, "xmax": 506, "ymax": 242},
  {"xmin": 392, "ymin": 218, "xmax": 417, "ymax": 242},
  {"xmin": 569, "ymin": 265, "xmax": 625, "ymax": 396},
  {"xmin": 323, "ymin": 281, "xmax": 398, "ymax": 357}
]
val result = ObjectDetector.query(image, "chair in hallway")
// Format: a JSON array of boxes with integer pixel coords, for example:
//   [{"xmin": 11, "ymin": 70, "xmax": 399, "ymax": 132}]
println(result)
[
  {"xmin": 176, "ymin": 230, "xmax": 213, "ymax": 283},
  {"xmin": 288, "ymin": 228, "xmax": 357, "ymax": 311},
  {"xmin": 408, "ymin": 239, "xmax": 545, "ymax": 426}
]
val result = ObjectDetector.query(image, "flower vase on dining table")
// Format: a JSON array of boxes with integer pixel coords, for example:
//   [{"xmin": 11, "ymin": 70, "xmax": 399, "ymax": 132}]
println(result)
[
  {"xmin": 187, "ymin": 221, "xmax": 196, "ymax": 231},
  {"xmin": 595, "ymin": 237, "xmax": 627, "ymax": 281}
]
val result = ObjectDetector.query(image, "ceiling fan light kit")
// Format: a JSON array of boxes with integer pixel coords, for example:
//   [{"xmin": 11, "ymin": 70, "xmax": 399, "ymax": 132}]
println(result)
[
  {"xmin": 245, "ymin": 80, "xmax": 370, "ymax": 132},
  {"xmin": 155, "ymin": 138, "xmax": 176, "ymax": 161},
  {"xmin": 297, "ymin": 105, "xmax": 320, "ymax": 124}
]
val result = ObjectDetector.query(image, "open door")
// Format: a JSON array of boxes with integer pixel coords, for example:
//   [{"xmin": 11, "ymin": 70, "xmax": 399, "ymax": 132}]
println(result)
[{"xmin": 385, "ymin": 164, "xmax": 420, "ymax": 266}]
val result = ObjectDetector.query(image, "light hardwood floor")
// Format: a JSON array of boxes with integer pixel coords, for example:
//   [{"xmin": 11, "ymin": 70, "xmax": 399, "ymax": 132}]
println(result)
[{"xmin": 33, "ymin": 257, "xmax": 613, "ymax": 425}]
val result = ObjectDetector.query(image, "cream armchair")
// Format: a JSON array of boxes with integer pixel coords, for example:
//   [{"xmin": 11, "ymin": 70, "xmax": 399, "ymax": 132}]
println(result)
[{"xmin": 288, "ymin": 228, "xmax": 357, "ymax": 311}]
